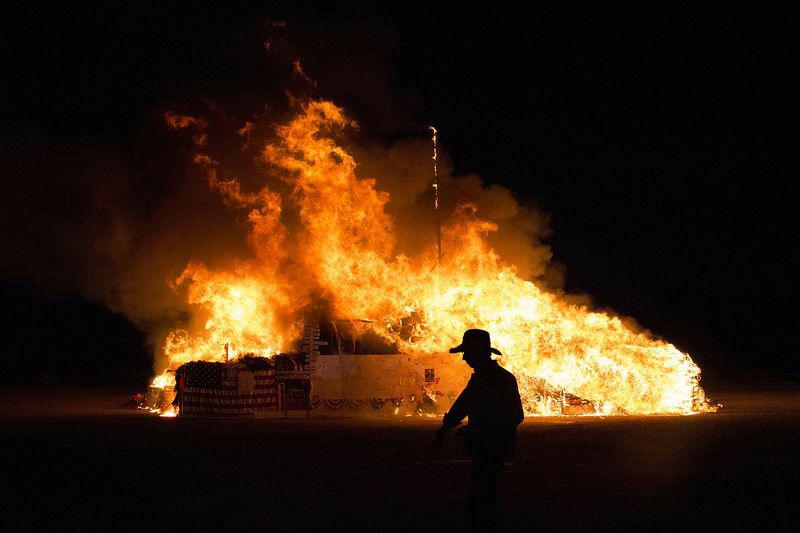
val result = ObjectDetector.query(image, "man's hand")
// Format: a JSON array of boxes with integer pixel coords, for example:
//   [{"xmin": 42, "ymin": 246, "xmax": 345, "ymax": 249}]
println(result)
[{"xmin": 426, "ymin": 429, "xmax": 446, "ymax": 460}]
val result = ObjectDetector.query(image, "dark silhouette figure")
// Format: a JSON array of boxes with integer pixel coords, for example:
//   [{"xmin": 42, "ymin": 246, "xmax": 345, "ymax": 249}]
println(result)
[{"xmin": 428, "ymin": 329, "xmax": 524, "ymax": 531}]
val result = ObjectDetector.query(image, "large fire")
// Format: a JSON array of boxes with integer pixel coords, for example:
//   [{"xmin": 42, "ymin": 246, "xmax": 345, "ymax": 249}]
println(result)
[{"xmin": 158, "ymin": 100, "xmax": 712, "ymax": 416}]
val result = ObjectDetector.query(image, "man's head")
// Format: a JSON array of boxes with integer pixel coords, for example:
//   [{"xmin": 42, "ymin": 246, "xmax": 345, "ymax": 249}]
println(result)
[
  {"xmin": 460, "ymin": 349, "xmax": 491, "ymax": 369},
  {"xmin": 449, "ymin": 329, "xmax": 501, "ymax": 369}
]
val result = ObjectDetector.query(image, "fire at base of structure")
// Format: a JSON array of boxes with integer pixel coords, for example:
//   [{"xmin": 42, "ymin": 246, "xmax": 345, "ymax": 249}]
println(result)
[{"xmin": 143, "ymin": 322, "xmax": 714, "ymax": 418}]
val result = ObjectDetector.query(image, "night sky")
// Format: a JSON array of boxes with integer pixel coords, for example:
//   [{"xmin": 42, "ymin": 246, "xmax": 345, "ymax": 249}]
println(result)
[{"xmin": 1, "ymin": 4, "xmax": 797, "ymax": 385}]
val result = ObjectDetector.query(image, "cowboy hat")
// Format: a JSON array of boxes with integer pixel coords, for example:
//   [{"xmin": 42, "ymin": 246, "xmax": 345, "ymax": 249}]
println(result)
[{"xmin": 449, "ymin": 329, "xmax": 502, "ymax": 355}]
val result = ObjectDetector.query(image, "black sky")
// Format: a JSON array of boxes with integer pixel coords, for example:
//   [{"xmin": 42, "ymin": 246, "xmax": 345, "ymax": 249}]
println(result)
[{"xmin": 1, "ymin": 4, "xmax": 797, "ymax": 384}]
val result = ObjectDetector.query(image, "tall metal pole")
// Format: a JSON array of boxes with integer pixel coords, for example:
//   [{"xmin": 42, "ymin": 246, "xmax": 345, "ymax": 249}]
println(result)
[{"xmin": 430, "ymin": 125, "xmax": 443, "ymax": 263}]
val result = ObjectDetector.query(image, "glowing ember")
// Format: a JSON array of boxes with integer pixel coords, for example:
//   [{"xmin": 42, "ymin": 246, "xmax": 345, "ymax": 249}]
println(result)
[
  {"xmin": 158, "ymin": 100, "xmax": 712, "ymax": 416},
  {"xmin": 158, "ymin": 406, "xmax": 178, "ymax": 418},
  {"xmin": 150, "ymin": 370, "xmax": 174, "ymax": 389}
]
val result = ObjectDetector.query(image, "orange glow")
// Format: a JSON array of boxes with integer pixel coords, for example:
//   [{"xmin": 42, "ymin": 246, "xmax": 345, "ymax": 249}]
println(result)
[{"xmin": 157, "ymin": 100, "xmax": 712, "ymax": 416}]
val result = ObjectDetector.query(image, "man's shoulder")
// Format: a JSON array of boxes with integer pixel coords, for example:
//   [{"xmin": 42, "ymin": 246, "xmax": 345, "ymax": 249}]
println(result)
[
  {"xmin": 495, "ymin": 364, "xmax": 518, "ymax": 384},
  {"xmin": 473, "ymin": 363, "xmax": 519, "ymax": 386}
]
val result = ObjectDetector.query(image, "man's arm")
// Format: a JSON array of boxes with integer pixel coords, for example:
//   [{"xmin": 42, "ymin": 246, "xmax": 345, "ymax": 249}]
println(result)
[
  {"xmin": 427, "ymin": 378, "xmax": 474, "ymax": 458},
  {"xmin": 441, "ymin": 377, "xmax": 474, "ymax": 430}
]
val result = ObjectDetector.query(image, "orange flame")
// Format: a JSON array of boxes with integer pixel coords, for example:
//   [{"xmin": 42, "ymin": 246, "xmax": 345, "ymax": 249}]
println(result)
[{"xmin": 159, "ymin": 100, "xmax": 711, "ymax": 415}]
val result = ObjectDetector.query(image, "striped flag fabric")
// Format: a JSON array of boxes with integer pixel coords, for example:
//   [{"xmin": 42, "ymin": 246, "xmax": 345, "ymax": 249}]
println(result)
[{"xmin": 178, "ymin": 361, "xmax": 280, "ymax": 417}]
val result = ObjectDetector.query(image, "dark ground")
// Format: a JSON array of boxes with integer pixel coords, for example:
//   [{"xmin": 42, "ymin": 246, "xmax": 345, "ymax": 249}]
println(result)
[{"xmin": 2, "ymin": 383, "xmax": 798, "ymax": 532}]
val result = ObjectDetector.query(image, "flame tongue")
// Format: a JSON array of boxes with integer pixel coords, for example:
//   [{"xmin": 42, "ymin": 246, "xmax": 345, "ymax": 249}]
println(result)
[{"xmin": 160, "ymin": 100, "xmax": 711, "ymax": 415}]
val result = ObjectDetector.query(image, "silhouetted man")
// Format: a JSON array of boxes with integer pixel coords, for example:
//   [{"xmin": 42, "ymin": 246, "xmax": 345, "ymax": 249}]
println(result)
[{"xmin": 428, "ymin": 329, "xmax": 524, "ymax": 531}]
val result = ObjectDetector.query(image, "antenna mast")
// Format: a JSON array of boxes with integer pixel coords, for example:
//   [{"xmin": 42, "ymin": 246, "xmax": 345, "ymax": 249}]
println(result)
[{"xmin": 430, "ymin": 125, "xmax": 443, "ymax": 263}]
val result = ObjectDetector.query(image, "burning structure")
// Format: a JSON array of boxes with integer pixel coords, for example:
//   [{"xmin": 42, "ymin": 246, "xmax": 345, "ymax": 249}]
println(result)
[{"xmin": 146, "ymin": 99, "xmax": 713, "ymax": 418}]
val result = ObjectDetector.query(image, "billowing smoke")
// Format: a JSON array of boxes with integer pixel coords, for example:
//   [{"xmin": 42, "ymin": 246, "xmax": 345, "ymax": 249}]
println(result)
[
  {"xmin": 0, "ymin": 18, "xmax": 559, "ymax": 372},
  {"xmin": 0, "ymin": 93, "xmax": 569, "ymax": 367},
  {"xmin": 148, "ymin": 100, "xmax": 559, "ymax": 365},
  {"xmin": 353, "ymin": 139, "xmax": 555, "ymax": 283}
]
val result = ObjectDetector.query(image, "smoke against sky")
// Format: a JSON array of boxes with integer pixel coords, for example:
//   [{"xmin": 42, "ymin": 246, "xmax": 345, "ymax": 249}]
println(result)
[{"xmin": 0, "ymin": 13, "xmax": 567, "ymax": 356}]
